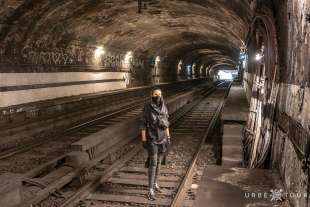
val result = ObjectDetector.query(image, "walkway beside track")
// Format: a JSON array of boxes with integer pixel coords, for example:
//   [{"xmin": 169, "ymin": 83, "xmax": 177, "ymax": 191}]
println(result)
[{"xmin": 194, "ymin": 84, "xmax": 289, "ymax": 207}]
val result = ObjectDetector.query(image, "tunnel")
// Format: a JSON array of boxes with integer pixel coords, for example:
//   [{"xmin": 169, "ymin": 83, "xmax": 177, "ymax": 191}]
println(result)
[{"xmin": 0, "ymin": 0, "xmax": 309, "ymax": 206}]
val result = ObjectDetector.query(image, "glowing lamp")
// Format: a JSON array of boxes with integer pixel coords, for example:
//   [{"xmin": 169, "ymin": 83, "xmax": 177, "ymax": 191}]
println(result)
[
  {"xmin": 124, "ymin": 51, "xmax": 133, "ymax": 64},
  {"xmin": 95, "ymin": 46, "xmax": 105, "ymax": 58},
  {"xmin": 255, "ymin": 53, "xmax": 263, "ymax": 61}
]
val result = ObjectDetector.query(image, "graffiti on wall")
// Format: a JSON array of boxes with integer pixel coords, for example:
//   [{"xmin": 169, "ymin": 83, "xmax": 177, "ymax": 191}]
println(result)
[{"xmin": 0, "ymin": 42, "xmax": 144, "ymax": 71}]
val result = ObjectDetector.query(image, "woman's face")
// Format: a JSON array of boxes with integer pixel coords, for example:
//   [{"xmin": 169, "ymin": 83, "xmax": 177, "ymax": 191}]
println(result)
[{"xmin": 152, "ymin": 90, "xmax": 162, "ymax": 97}]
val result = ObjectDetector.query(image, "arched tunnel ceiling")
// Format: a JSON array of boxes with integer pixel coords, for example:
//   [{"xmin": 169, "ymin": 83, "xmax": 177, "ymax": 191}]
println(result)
[
  {"xmin": 177, "ymin": 48, "xmax": 237, "ymax": 67},
  {"xmin": 0, "ymin": 0, "xmax": 252, "ymax": 67}
]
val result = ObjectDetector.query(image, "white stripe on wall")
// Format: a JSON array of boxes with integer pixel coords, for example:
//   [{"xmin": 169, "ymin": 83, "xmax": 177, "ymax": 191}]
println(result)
[
  {"xmin": 0, "ymin": 72, "xmax": 127, "ymax": 87},
  {"xmin": 0, "ymin": 81, "xmax": 127, "ymax": 107}
]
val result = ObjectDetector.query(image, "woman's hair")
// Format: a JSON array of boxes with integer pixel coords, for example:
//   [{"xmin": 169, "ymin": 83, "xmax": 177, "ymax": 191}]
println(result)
[{"xmin": 151, "ymin": 88, "xmax": 162, "ymax": 96}]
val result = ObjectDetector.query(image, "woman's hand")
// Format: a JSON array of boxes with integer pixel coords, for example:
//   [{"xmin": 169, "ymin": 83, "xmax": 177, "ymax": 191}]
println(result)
[
  {"xmin": 141, "ymin": 130, "xmax": 146, "ymax": 142},
  {"xmin": 167, "ymin": 136, "xmax": 171, "ymax": 145}
]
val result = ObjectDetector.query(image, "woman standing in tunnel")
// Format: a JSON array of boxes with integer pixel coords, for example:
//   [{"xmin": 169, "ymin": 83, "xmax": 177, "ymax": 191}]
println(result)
[{"xmin": 140, "ymin": 88, "xmax": 171, "ymax": 200}]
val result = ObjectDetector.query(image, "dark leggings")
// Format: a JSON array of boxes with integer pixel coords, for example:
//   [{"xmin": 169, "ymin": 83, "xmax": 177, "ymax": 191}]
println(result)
[{"xmin": 147, "ymin": 143, "xmax": 165, "ymax": 189}]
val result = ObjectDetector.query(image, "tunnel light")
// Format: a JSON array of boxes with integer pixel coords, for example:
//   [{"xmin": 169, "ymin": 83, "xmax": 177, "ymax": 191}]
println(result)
[
  {"xmin": 192, "ymin": 63, "xmax": 196, "ymax": 75},
  {"xmin": 186, "ymin": 65, "xmax": 192, "ymax": 76},
  {"xmin": 154, "ymin": 56, "xmax": 161, "ymax": 68},
  {"xmin": 178, "ymin": 60, "xmax": 183, "ymax": 67},
  {"xmin": 255, "ymin": 53, "xmax": 263, "ymax": 61},
  {"xmin": 124, "ymin": 51, "xmax": 133, "ymax": 64},
  {"xmin": 155, "ymin": 56, "xmax": 161, "ymax": 63},
  {"xmin": 123, "ymin": 51, "xmax": 133, "ymax": 68},
  {"xmin": 95, "ymin": 46, "xmax": 105, "ymax": 58},
  {"xmin": 200, "ymin": 65, "xmax": 204, "ymax": 75},
  {"xmin": 177, "ymin": 60, "xmax": 183, "ymax": 74}
]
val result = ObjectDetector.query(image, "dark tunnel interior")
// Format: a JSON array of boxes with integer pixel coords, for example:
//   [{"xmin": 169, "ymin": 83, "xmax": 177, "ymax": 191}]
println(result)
[
  {"xmin": 0, "ymin": 0, "xmax": 250, "ymax": 83},
  {"xmin": 0, "ymin": 0, "xmax": 309, "ymax": 207}
]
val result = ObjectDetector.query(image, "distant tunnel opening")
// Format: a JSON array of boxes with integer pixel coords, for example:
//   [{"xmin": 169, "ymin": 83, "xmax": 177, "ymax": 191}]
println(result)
[
  {"xmin": 210, "ymin": 64, "xmax": 239, "ymax": 83},
  {"xmin": 214, "ymin": 69, "xmax": 239, "ymax": 81}
]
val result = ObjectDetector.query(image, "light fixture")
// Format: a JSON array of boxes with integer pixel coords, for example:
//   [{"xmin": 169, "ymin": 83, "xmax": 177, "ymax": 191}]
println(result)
[
  {"xmin": 123, "ymin": 51, "xmax": 133, "ymax": 68},
  {"xmin": 94, "ymin": 46, "xmax": 105, "ymax": 59},
  {"xmin": 255, "ymin": 53, "xmax": 263, "ymax": 61},
  {"xmin": 155, "ymin": 56, "xmax": 161, "ymax": 63},
  {"xmin": 200, "ymin": 65, "xmax": 203, "ymax": 74},
  {"xmin": 186, "ymin": 65, "xmax": 192, "ymax": 76},
  {"xmin": 124, "ymin": 51, "xmax": 133, "ymax": 63}
]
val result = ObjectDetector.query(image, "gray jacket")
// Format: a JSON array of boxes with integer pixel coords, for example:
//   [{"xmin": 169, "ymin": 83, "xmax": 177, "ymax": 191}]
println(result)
[{"xmin": 140, "ymin": 101, "xmax": 169, "ymax": 144}]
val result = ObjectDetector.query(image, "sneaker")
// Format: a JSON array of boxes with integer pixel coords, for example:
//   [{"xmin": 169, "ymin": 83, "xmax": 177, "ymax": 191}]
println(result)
[
  {"xmin": 154, "ymin": 183, "xmax": 162, "ymax": 193},
  {"xmin": 147, "ymin": 189, "xmax": 156, "ymax": 201}
]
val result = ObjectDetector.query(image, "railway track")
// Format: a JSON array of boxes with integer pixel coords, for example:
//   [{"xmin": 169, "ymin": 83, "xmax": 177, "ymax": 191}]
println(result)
[
  {"xmin": 24, "ymin": 81, "xmax": 231, "ymax": 207},
  {"xmin": 0, "ymin": 83, "xmax": 211, "ymax": 175}
]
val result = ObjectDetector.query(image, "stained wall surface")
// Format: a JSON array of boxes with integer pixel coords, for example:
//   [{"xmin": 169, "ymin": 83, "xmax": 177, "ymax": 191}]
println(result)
[
  {"xmin": 0, "ymin": 0, "xmax": 251, "ymax": 108},
  {"xmin": 243, "ymin": 0, "xmax": 310, "ymax": 206}
]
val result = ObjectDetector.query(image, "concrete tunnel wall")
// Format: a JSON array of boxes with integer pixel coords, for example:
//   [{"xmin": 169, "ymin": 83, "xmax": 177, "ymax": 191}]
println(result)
[{"xmin": 243, "ymin": 0, "xmax": 310, "ymax": 206}]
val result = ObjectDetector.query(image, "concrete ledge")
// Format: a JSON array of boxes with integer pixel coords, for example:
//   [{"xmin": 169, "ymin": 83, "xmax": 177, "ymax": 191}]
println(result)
[
  {"xmin": 71, "ymin": 116, "xmax": 141, "ymax": 152},
  {"xmin": 221, "ymin": 85, "xmax": 249, "ymax": 122},
  {"xmin": 222, "ymin": 123, "xmax": 244, "ymax": 167},
  {"xmin": 223, "ymin": 124, "xmax": 244, "ymax": 136}
]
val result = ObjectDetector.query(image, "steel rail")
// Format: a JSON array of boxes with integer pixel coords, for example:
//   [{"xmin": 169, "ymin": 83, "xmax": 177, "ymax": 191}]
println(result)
[
  {"xmin": 0, "ymin": 83, "xmax": 198, "ymax": 161},
  {"xmin": 12, "ymin": 83, "xmax": 214, "ymax": 207},
  {"xmin": 170, "ymin": 82, "xmax": 232, "ymax": 207},
  {"xmin": 0, "ymin": 101, "xmax": 146, "ymax": 160},
  {"xmin": 58, "ymin": 83, "xmax": 224, "ymax": 207}
]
